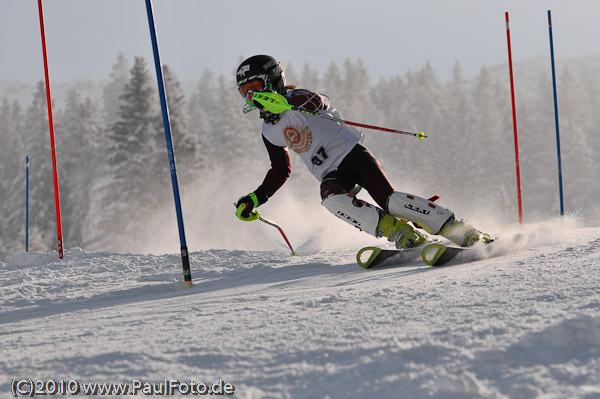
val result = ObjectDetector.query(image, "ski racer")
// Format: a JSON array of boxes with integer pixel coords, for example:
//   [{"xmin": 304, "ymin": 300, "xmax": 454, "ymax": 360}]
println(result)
[{"xmin": 234, "ymin": 54, "xmax": 490, "ymax": 249}]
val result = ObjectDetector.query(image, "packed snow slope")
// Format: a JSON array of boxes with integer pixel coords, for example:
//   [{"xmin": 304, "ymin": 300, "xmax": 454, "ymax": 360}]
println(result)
[{"xmin": 1, "ymin": 217, "xmax": 599, "ymax": 399}]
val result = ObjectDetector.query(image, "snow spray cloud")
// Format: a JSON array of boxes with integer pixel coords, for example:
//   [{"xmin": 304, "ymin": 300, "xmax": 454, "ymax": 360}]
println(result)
[{"xmin": 135, "ymin": 161, "xmax": 383, "ymax": 255}]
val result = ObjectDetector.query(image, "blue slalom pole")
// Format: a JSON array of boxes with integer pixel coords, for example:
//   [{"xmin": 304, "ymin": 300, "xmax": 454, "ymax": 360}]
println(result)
[
  {"xmin": 548, "ymin": 10, "xmax": 565, "ymax": 216},
  {"xmin": 145, "ymin": 0, "xmax": 192, "ymax": 285},
  {"xmin": 26, "ymin": 156, "xmax": 30, "ymax": 252}
]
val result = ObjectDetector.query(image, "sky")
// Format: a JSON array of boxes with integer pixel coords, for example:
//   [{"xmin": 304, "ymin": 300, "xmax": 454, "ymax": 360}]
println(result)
[{"xmin": 1, "ymin": 0, "xmax": 599, "ymax": 85}]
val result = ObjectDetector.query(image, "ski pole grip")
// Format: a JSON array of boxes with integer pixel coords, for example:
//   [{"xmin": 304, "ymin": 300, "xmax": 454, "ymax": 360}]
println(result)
[{"xmin": 234, "ymin": 203, "xmax": 260, "ymax": 221}]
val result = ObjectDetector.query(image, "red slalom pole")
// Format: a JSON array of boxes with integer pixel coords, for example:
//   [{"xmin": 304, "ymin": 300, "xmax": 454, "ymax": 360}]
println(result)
[
  {"xmin": 37, "ymin": 0, "xmax": 64, "ymax": 258},
  {"xmin": 505, "ymin": 12, "xmax": 524, "ymax": 224}
]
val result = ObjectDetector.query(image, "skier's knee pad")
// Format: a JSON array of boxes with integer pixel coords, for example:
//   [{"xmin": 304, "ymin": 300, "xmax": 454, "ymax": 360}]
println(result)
[
  {"xmin": 321, "ymin": 194, "xmax": 381, "ymax": 236},
  {"xmin": 387, "ymin": 192, "xmax": 453, "ymax": 234}
]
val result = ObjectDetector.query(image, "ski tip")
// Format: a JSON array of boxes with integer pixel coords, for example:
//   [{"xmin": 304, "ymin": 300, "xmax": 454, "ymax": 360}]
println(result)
[
  {"xmin": 421, "ymin": 243, "xmax": 448, "ymax": 266},
  {"xmin": 356, "ymin": 247, "xmax": 382, "ymax": 269}
]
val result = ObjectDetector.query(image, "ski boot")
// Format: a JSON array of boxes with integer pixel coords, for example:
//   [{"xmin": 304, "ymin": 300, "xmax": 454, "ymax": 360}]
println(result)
[
  {"xmin": 377, "ymin": 214, "xmax": 427, "ymax": 249},
  {"xmin": 439, "ymin": 216, "xmax": 493, "ymax": 247}
]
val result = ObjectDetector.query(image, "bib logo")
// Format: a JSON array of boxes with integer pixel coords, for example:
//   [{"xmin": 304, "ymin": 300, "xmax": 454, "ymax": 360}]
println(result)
[{"xmin": 284, "ymin": 126, "xmax": 312, "ymax": 154}]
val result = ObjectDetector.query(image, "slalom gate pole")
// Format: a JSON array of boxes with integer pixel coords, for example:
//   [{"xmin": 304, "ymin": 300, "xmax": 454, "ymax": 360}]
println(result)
[
  {"xmin": 548, "ymin": 10, "xmax": 565, "ymax": 216},
  {"xmin": 145, "ymin": 0, "xmax": 192, "ymax": 286},
  {"xmin": 26, "ymin": 156, "xmax": 30, "ymax": 252},
  {"xmin": 505, "ymin": 12, "xmax": 524, "ymax": 224},
  {"xmin": 37, "ymin": 0, "xmax": 64, "ymax": 258}
]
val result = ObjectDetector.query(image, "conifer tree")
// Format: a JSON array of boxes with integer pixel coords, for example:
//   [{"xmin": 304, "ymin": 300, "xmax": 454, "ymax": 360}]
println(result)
[
  {"xmin": 187, "ymin": 69, "xmax": 214, "ymax": 171},
  {"xmin": 103, "ymin": 52, "xmax": 130, "ymax": 127},
  {"xmin": 370, "ymin": 75, "xmax": 407, "ymax": 161},
  {"xmin": 347, "ymin": 59, "xmax": 380, "ymax": 124},
  {"xmin": 517, "ymin": 73, "xmax": 557, "ymax": 217},
  {"xmin": 0, "ymin": 98, "xmax": 25, "ymax": 256},
  {"xmin": 20, "ymin": 82, "xmax": 56, "ymax": 251},
  {"xmin": 438, "ymin": 61, "xmax": 471, "ymax": 172},
  {"xmin": 466, "ymin": 66, "xmax": 514, "ymax": 211},
  {"xmin": 212, "ymin": 75, "xmax": 258, "ymax": 166},
  {"xmin": 322, "ymin": 61, "xmax": 343, "ymax": 104},
  {"xmin": 159, "ymin": 64, "xmax": 197, "ymax": 185},
  {"xmin": 0, "ymin": 99, "xmax": 24, "ymax": 177},
  {"xmin": 108, "ymin": 56, "xmax": 158, "ymax": 172},
  {"xmin": 56, "ymin": 89, "xmax": 103, "ymax": 247},
  {"xmin": 558, "ymin": 67, "xmax": 595, "ymax": 214},
  {"xmin": 301, "ymin": 63, "xmax": 321, "ymax": 91},
  {"xmin": 97, "ymin": 56, "xmax": 160, "ymax": 248},
  {"xmin": 405, "ymin": 62, "xmax": 445, "ymax": 136}
]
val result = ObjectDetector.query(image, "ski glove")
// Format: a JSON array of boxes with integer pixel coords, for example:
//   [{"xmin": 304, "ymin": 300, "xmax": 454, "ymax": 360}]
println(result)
[{"xmin": 235, "ymin": 192, "xmax": 268, "ymax": 221}]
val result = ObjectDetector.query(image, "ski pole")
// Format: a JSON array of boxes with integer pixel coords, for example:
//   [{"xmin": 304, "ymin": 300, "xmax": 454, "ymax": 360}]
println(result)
[
  {"xmin": 299, "ymin": 110, "xmax": 426, "ymax": 139},
  {"xmin": 256, "ymin": 213, "xmax": 297, "ymax": 256},
  {"xmin": 250, "ymin": 91, "xmax": 427, "ymax": 140},
  {"xmin": 235, "ymin": 203, "xmax": 297, "ymax": 256}
]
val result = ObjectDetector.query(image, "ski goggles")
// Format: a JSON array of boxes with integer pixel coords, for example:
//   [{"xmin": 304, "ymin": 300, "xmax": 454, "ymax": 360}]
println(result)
[{"xmin": 238, "ymin": 77, "xmax": 267, "ymax": 98}]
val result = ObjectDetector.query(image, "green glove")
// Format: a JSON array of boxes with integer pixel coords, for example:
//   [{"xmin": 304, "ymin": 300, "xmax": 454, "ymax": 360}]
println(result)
[
  {"xmin": 251, "ymin": 92, "xmax": 293, "ymax": 114},
  {"xmin": 235, "ymin": 193, "xmax": 260, "ymax": 221}
]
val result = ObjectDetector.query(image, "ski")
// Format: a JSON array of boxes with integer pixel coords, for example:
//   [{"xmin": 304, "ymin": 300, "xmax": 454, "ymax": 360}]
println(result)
[
  {"xmin": 357, "ymin": 235, "xmax": 503, "ymax": 269},
  {"xmin": 356, "ymin": 246, "xmax": 423, "ymax": 268},
  {"xmin": 421, "ymin": 241, "xmax": 497, "ymax": 266}
]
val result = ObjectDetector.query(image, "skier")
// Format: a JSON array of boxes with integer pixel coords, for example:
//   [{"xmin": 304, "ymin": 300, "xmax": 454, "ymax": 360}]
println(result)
[{"xmin": 234, "ymin": 54, "xmax": 490, "ymax": 249}]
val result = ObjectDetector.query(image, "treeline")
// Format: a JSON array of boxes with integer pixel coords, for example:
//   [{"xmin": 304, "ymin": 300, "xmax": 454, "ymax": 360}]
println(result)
[{"xmin": 1, "ymin": 55, "xmax": 599, "ymax": 260}]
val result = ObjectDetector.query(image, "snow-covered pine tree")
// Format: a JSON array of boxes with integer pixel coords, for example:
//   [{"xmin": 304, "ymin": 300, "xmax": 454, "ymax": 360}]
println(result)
[
  {"xmin": 158, "ymin": 64, "xmax": 197, "ymax": 186},
  {"xmin": 400, "ymin": 62, "xmax": 445, "ymax": 179},
  {"xmin": 301, "ymin": 63, "xmax": 321, "ymax": 92},
  {"xmin": 55, "ymin": 89, "xmax": 103, "ymax": 248},
  {"xmin": 211, "ymin": 75, "xmax": 261, "ymax": 166},
  {"xmin": 322, "ymin": 61, "xmax": 343, "ymax": 107},
  {"xmin": 187, "ymin": 69, "xmax": 214, "ymax": 172},
  {"xmin": 109, "ymin": 55, "xmax": 158, "ymax": 181},
  {"xmin": 370, "ymin": 74, "xmax": 407, "ymax": 163},
  {"xmin": 443, "ymin": 61, "xmax": 470, "ymax": 148},
  {"xmin": 338, "ymin": 58, "xmax": 380, "ymax": 126},
  {"xmin": 19, "ymin": 81, "xmax": 57, "ymax": 252},
  {"xmin": 103, "ymin": 52, "xmax": 130, "ymax": 128},
  {"xmin": 517, "ymin": 72, "xmax": 557, "ymax": 219},
  {"xmin": 558, "ymin": 67, "xmax": 596, "ymax": 216},
  {"xmin": 0, "ymin": 98, "xmax": 25, "ymax": 259},
  {"xmin": 435, "ymin": 61, "xmax": 472, "ymax": 188},
  {"xmin": 91, "ymin": 56, "xmax": 160, "ymax": 251},
  {"xmin": 0, "ymin": 98, "xmax": 24, "ymax": 180},
  {"xmin": 466, "ymin": 66, "xmax": 514, "ymax": 212}
]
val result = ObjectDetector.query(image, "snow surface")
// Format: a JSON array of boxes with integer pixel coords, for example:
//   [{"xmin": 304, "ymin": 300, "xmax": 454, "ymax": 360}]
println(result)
[{"xmin": 1, "ymin": 217, "xmax": 600, "ymax": 398}]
